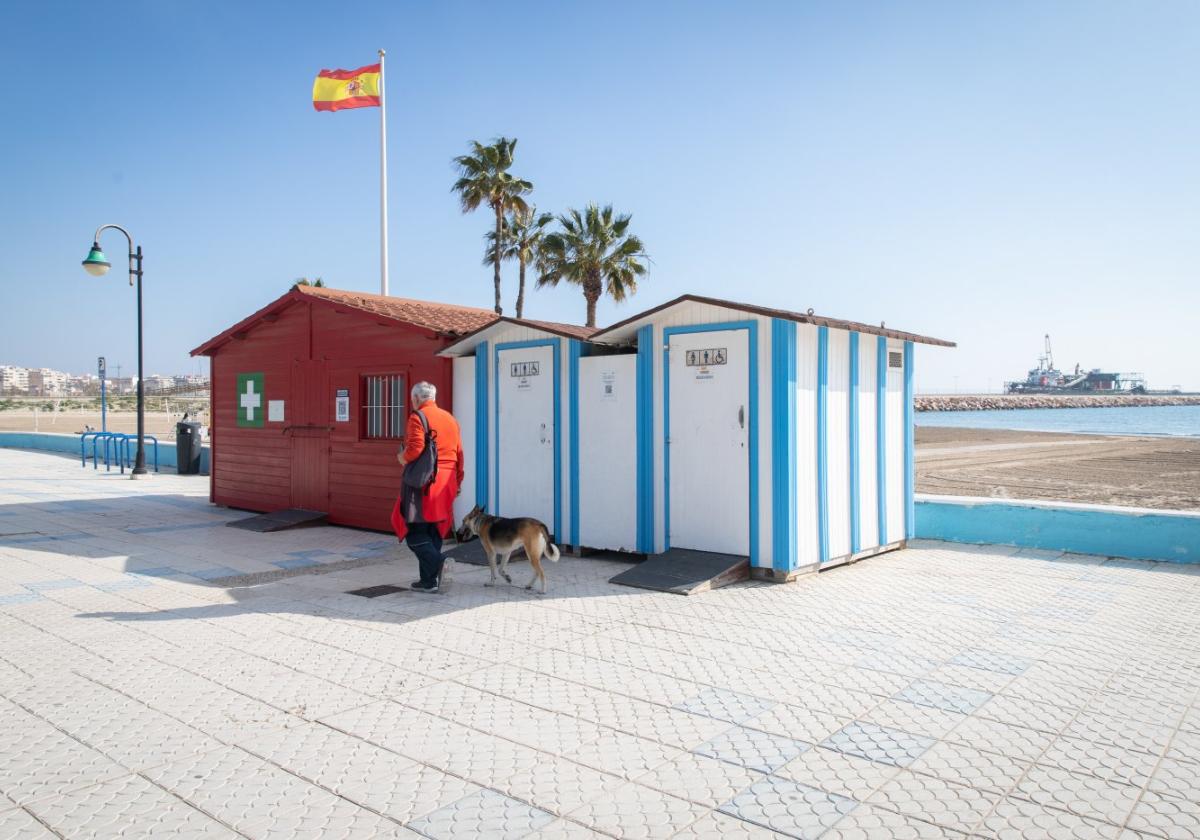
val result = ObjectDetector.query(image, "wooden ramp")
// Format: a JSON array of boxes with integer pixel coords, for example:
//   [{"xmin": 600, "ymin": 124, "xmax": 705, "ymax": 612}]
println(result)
[
  {"xmin": 609, "ymin": 549, "xmax": 749, "ymax": 595},
  {"xmin": 226, "ymin": 509, "xmax": 328, "ymax": 532}
]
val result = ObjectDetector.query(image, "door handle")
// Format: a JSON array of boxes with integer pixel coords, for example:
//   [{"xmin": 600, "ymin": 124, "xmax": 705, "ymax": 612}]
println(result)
[{"xmin": 738, "ymin": 406, "xmax": 745, "ymax": 429}]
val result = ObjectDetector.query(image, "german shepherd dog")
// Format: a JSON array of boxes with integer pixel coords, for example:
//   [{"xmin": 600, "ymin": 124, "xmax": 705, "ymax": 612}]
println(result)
[{"xmin": 459, "ymin": 505, "xmax": 560, "ymax": 594}]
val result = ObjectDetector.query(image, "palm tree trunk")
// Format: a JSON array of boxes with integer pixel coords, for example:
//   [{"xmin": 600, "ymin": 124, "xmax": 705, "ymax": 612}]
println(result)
[
  {"xmin": 516, "ymin": 256, "xmax": 526, "ymax": 319},
  {"xmin": 492, "ymin": 205, "xmax": 504, "ymax": 315},
  {"xmin": 584, "ymin": 275, "xmax": 601, "ymax": 328}
]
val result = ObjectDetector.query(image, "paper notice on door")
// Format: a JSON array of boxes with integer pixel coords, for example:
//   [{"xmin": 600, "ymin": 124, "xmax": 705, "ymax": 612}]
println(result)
[
  {"xmin": 268, "ymin": 400, "xmax": 285, "ymax": 422},
  {"xmin": 600, "ymin": 370, "xmax": 617, "ymax": 401}
]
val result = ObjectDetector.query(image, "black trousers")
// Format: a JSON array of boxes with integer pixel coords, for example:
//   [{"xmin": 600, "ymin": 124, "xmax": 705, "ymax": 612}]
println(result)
[{"xmin": 405, "ymin": 522, "xmax": 444, "ymax": 587}]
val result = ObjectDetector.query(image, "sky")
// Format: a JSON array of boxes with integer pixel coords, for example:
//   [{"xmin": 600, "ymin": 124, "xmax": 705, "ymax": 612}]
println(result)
[{"xmin": 1, "ymin": 0, "xmax": 1197, "ymax": 391}]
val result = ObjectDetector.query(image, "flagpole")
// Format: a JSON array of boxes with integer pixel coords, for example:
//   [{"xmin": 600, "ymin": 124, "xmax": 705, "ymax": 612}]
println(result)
[{"xmin": 378, "ymin": 48, "xmax": 389, "ymax": 296}]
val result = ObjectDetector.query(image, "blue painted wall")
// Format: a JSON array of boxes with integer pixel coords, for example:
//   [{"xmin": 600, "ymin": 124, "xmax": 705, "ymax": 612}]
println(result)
[
  {"xmin": 916, "ymin": 498, "xmax": 1200, "ymax": 564},
  {"xmin": 0, "ymin": 432, "xmax": 210, "ymax": 475}
]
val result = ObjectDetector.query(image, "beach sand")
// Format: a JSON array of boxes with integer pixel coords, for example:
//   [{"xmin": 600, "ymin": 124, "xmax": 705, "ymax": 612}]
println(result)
[{"xmin": 917, "ymin": 426, "xmax": 1200, "ymax": 512}]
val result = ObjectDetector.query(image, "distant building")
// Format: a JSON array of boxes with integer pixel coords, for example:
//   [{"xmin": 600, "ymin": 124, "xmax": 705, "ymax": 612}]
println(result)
[
  {"xmin": 0, "ymin": 365, "xmax": 30, "ymax": 394},
  {"xmin": 28, "ymin": 368, "xmax": 69, "ymax": 396}
]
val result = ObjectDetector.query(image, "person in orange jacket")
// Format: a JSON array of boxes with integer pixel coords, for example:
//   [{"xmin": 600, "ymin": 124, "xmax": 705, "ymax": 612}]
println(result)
[{"xmin": 390, "ymin": 381, "xmax": 464, "ymax": 592}]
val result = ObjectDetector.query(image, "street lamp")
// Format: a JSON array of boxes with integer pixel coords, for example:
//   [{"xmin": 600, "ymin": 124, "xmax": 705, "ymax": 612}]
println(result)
[{"xmin": 81, "ymin": 224, "xmax": 147, "ymax": 478}]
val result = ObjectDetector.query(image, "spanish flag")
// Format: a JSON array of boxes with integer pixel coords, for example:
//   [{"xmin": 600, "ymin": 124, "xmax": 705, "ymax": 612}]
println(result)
[{"xmin": 312, "ymin": 63, "xmax": 381, "ymax": 111}]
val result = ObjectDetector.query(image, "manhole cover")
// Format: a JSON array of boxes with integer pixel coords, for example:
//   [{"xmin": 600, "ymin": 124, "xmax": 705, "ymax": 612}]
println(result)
[{"xmin": 346, "ymin": 584, "xmax": 408, "ymax": 598}]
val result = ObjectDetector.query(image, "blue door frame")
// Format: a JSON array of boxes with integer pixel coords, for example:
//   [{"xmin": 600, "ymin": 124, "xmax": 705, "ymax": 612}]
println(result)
[
  {"xmin": 494, "ymin": 339, "xmax": 562, "ymax": 540},
  {"xmin": 663, "ymin": 320, "xmax": 759, "ymax": 566}
]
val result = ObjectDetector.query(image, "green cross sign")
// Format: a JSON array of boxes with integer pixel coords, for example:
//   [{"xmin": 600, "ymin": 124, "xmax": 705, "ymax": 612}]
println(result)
[{"xmin": 236, "ymin": 373, "xmax": 265, "ymax": 427}]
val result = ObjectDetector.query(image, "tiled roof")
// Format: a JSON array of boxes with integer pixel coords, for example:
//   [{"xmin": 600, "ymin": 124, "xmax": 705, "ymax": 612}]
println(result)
[{"xmin": 294, "ymin": 285, "xmax": 497, "ymax": 335}]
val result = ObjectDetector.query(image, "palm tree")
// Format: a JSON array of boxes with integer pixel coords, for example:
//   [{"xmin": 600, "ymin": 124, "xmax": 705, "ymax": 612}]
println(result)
[
  {"xmin": 536, "ymin": 204, "xmax": 648, "ymax": 328},
  {"xmin": 452, "ymin": 138, "xmax": 532, "ymax": 315},
  {"xmin": 484, "ymin": 208, "xmax": 553, "ymax": 319}
]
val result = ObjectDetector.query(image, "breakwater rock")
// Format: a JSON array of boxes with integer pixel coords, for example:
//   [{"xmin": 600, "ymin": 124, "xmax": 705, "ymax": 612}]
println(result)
[{"xmin": 916, "ymin": 394, "xmax": 1200, "ymax": 412}]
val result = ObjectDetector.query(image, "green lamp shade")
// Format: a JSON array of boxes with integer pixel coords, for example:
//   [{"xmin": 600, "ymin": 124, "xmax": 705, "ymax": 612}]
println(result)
[{"xmin": 82, "ymin": 243, "xmax": 111, "ymax": 277}]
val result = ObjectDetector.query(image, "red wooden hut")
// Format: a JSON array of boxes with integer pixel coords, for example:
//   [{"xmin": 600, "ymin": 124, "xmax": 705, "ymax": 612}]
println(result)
[{"xmin": 190, "ymin": 285, "xmax": 496, "ymax": 531}]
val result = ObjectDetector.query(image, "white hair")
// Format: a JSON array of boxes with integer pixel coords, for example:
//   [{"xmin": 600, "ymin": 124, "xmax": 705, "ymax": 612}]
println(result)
[{"xmin": 411, "ymin": 381, "xmax": 437, "ymax": 405}]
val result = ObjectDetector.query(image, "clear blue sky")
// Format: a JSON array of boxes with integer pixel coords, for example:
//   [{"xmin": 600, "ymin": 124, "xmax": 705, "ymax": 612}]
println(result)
[{"xmin": 1, "ymin": 1, "xmax": 1196, "ymax": 391}]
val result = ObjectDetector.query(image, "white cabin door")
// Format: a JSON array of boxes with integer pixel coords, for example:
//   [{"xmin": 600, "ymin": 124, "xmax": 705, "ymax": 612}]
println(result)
[
  {"xmin": 497, "ymin": 345, "xmax": 555, "ymax": 533},
  {"xmin": 668, "ymin": 329, "xmax": 750, "ymax": 556}
]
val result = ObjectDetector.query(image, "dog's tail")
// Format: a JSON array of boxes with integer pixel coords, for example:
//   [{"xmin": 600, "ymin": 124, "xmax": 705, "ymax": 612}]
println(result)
[{"xmin": 541, "ymin": 525, "xmax": 560, "ymax": 562}]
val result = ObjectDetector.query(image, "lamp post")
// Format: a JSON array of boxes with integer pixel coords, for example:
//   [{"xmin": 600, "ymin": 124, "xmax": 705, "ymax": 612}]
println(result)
[{"xmin": 82, "ymin": 225, "xmax": 147, "ymax": 478}]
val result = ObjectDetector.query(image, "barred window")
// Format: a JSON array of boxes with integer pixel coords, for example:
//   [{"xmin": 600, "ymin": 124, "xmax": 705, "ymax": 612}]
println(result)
[{"xmin": 361, "ymin": 374, "xmax": 406, "ymax": 439}]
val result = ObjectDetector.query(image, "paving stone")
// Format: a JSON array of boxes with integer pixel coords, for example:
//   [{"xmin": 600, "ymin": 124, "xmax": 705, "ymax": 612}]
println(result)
[
  {"xmin": 907, "ymin": 740, "xmax": 1030, "ymax": 794},
  {"xmin": 862, "ymin": 700, "xmax": 967, "ymax": 740},
  {"xmin": 143, "ymin": 745, "xmax": 403, "ymax": 838},
  {"xmin": 1014, "ymin": 764, "xmax": 1142, "ymax": 826},
  {"xmin": 637, "ymin": 752, "xmax": 762, "ymax": 806},
  {"xmin": 894, "ymin": 679, "xmax": 992, "ymax": 715},
  {"xmin": 825, "ymin": 802, "xmax": 967, "ymax": 838},
  {"xmin": 1125, "ymin": 790, "xmax": 1200, "ymax": 839},
  {"xmin": 868, "ymin": 770, "xmax": 997, "ymax": 833},
  {"xmin": 775, "ymin": 746, "xmax": 900, "ymax": 800},
  {"xmin": 693, "ymin": 726, "xmax": 809, "ymax": 773},
  {"xmin": 948, "ymin": 649, "xmax": 1033, "ymax": 676},
  {"xmin": 674, "ymin": 688, "xmax": 777, "ymax": 724},
  {"xmin": 567, "ymin": 782, "xmax": 705, "ymax": 839},
  {"xmin": 672, "ymin": 810, "xmax": 790, "ymax": 838},
  {"xmin": 407, "ymin": 789, "xmax": 555, "ymax": 839},
  {"xmin": 719, "ymin": 775, "xmax": 857, "ymax": 839},
  {"xmin": 24, "ymin": 773, "xmax": 239, "ymax": 838},
  {"xmin": 744, "ymin": 704, "xmax": 849, "ymax": 743},
  {"xmin": 821, "ymin": 722, "xmax": 935, "ymax": 768},
  {"xmin": 979, "ymin": 795, "xmax": 1122, "ymax": 839},
  {"xmin": 947, "ymin": 717, "xmax": 1055, "ymax": 763},
  {"xmin": 572, "ymin": 731, "xmax": 685, "ymax": 780},
  {"xmin": 1037, "ymin": 737, "xmax": 1161, "ymax": 787},
  {"xmin": 0, "ymin": 808, "xmax": 58, "ymax": 839}
]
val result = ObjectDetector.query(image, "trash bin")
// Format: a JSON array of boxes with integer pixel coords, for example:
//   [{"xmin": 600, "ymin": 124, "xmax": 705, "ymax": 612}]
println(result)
[{"xmin": 176, "ymin": 421, "xmax": 202, "ymax": 474}]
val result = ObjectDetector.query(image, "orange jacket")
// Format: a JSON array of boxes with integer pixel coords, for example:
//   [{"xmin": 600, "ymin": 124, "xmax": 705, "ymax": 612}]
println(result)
[
  {"xmin": 391, "ymin": 399, "xmax": 464, "ymax": 539},
  {"xmin": 401, "ymin": 399, "xmax": 464, "ymax": 484}
]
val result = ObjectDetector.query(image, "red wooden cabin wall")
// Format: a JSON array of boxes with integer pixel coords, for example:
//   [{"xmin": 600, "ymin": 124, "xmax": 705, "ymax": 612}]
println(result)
[{"xmin": 209, "ymin": 298, "xmax": 456, "ymax": 532}]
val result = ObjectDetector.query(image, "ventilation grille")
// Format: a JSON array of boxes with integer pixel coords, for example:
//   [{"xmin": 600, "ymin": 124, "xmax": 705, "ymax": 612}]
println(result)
[{"xmin": 888, "ymin": 351, "xmax": 903, "ymax": 369}]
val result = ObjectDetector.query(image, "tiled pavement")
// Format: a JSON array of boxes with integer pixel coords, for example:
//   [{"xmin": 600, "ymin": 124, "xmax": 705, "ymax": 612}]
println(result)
[{"xmin": 0, "ymin": 449, "xmax": 1198, "ymax": 839}]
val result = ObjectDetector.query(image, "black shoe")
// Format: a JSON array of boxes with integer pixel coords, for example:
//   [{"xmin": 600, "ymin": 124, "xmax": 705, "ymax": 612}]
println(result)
[{"xmin": 410, "ymin": 580, "xmax": 439, "ymax": 593}]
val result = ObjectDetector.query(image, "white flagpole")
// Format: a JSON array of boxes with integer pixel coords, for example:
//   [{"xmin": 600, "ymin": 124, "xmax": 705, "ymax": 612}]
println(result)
[{"xmin": 378, "ymin": 48, "xmax": 389, "ymax": 296}]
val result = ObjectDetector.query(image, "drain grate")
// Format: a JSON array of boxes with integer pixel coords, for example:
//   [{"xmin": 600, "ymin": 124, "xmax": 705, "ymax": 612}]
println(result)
[{"xmin": 346, "ymin": 584, "xmax": 408, "ymax": 598}]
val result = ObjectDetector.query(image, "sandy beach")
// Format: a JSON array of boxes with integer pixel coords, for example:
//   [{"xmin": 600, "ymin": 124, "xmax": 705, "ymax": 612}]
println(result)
[{"xmin": 917, "ymin": 425, "xmax": 1200, "ymax": 511}]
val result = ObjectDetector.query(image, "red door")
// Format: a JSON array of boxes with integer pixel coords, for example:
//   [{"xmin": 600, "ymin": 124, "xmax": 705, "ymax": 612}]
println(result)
[{"xmin": 290, "ymin": 360, "xmax": 330, "ymax": 511}]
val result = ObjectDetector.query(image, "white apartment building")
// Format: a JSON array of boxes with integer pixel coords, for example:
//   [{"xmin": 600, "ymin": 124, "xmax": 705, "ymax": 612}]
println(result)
[{"xmin": 0, "ymin": 366, "xmax": 30, "ymax": 393}]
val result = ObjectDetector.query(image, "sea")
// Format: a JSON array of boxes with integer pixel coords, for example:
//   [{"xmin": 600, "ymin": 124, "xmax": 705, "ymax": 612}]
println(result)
[{"xmin": 916, "ymin": 404, "xmax": 1200, "ymax": 437}]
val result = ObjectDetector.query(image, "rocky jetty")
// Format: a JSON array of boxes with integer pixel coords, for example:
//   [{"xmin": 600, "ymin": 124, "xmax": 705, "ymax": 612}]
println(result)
[{"xmin": 916, "ymin": 394, "xmax": 1200, "ymax": 412}]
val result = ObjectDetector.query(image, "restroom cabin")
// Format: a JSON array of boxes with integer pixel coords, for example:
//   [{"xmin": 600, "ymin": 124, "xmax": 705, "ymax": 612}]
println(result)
[{"xmin": 444, "ymin": 294, "xmax": 953, "ymax": 579}]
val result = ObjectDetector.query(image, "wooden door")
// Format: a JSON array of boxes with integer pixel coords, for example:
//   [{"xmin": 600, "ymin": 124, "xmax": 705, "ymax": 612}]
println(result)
[{"xmin": 289, "ymin": 359, "xmax": 330, "ymax": 511}]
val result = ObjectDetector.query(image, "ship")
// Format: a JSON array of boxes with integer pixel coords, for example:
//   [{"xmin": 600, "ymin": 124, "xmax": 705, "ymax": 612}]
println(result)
[{"xmin": 1005, "ymin": 335, "xmax": 1146, "ymax": 394}]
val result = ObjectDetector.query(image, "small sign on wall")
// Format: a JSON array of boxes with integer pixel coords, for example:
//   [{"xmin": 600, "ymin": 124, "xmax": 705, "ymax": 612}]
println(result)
[
  {"xmin": 511, "ymin": 360, "xmax": 540, "ymax": 392},
  {"xmin": 335, "ymin": 388, "xmax": 350, "ymax": 422},
  {"xmin": 268, "ymin": 400, "xmax": 285, "ymax": 422},
  {"xmin": 686, "ymin": 348, "xmax": 727, "ymax": 367},
  {"xmin": 686, "ymin": 348, "xmax": 726, "ymax": 383},
  {"xmin": 236, "ymin": 372, "xmax": 265, "ymax": 427},
  {"xmin": 600, "ymin": 370, "xmax": 617, "ymax": 401}
]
